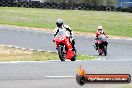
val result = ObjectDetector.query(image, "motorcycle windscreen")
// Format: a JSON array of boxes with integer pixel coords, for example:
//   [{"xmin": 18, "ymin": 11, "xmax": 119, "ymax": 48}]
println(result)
[
  {"xmin": 98, "ymin": 34, "xmax": 107, "ymax": 42},
  {"xmin": 56, "ymin": 29, "xmax": 69, "ymax": 37}
]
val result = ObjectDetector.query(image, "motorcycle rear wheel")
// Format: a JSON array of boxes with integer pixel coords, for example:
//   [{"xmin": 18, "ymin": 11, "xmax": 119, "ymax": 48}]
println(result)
[
  {"xmin": 99, "ymin": 53, "xmax": 102, "ymax": 55},
  {"xmin": 71, "ymin": 56, "xmax": 76, "ymax": 61}
]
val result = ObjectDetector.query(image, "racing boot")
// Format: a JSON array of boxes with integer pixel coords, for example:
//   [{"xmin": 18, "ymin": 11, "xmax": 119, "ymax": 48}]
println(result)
[
  {"xmin": 72, "ymin": 44, "xmax": 77, "ymax": 56},
  {"xmin": 93, "ymin": 44, "xmax": 98, "ymax": 51}
]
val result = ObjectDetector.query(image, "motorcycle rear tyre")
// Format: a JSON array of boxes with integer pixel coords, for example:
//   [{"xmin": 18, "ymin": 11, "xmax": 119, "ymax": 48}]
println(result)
[{"xmin": 71, "ymin": 56, "xmax": 76, "ymax": 61}]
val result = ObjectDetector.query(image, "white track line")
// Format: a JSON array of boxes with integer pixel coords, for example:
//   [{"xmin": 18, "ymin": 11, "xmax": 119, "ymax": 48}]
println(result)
[
  {"xmin": 47, "ymin": 60, "xmax": 90, "ymax": 62},
  {"xmin": 0, "ymin": 61, "xmax": 46, "ymax": 64},
  {"xmin": 0, "ymin": 60, "xmax": 94, "ymax": 64},
  {"xmin": 97, "ymin": 58, "xmax": 106, "ymax": 61},
  {"xmin": 109, "ymin": 38, "xmax": 132, "ymax": 41},
  {"xmin": 0, "ymin": 44, "xmax": 45, "ymax": 52},
  {"xmin": 125, "ymin": 38, "xmax": 132, "ymax": 41},
  {"xmin": 45, "ymin": 76, "xmax": 75, "ymax": 78}
]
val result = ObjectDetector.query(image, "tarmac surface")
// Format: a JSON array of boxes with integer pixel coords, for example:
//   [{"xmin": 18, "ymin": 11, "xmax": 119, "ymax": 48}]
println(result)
[{"xmin": 0, "ymin": 25, "xmax": 132, "ymax": 88}]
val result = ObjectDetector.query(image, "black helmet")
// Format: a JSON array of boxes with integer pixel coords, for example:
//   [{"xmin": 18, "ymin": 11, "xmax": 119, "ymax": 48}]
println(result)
[{"xmin": 56, "ymin": 19, "xmax": 63, "ymax": 28}]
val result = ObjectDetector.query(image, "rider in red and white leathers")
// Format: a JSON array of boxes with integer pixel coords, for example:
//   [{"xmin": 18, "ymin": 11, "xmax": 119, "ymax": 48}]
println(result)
[
  {"xmin": 53, "ymin": 19, "xmax": 76, "ymax": 52},
  {"xmin": 94, "ymin": 26, "xmax": 108, "ymax": 50}
]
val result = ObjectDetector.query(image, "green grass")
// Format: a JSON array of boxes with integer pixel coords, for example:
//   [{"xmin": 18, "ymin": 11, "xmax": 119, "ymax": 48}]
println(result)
[
  {"xmin": 0, "ymin": 46, "xmax": 94, "ymax": 61},
  {"xmin": 122, "ymin": 85, "xmax": 132, "ymax": 88},
  {"xmin": 0, "ymin": 7, "xmax": 132, "ymax": 37},
  {"xmin": 77, "ymin": 54, "xmax": 95, "ymax": 60},
  {"xmin": 118, "ymin": 84, "xmax": 132, "ymax": 88}
]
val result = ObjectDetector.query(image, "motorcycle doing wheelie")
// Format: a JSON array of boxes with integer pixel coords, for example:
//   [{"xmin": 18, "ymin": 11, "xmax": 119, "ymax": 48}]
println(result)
[
  {"xmin": 94, "ymin": 34, "xmax": 108, "ymax": 56},
  {"xmin": 53, "ymin": 31, "xmax": 76, "ymax": 61}
]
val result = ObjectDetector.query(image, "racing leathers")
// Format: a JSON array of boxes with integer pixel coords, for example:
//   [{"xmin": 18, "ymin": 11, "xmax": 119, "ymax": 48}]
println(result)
[
  {"xmin": 94, "ymin": 30, "xmax": 108, "ymax": 50},
  {"xmin": 54, "ymin": 25, "xmax": 76, "ymax": 52}
]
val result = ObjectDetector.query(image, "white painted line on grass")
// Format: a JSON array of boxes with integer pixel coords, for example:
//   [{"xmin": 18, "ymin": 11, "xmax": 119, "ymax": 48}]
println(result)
[
  {"xmin": 21, "ymin": 48, "xmax": 26, "ymax": 50},
  {"xmin": 29, "ymin": 49, "xmax": 35, "ymax": 51},
  {"xmin": 15, "ymin": 47, "xmax": 21, "ymax": 49},
  {"xmin": 8, "ymin": 45, "xmax": 15, "ymax": 48},
  {"xmin": 38, "ymin": 50, "xmax": 44, "ymax": 52},
  {"xmin": 97, "ymin": 58, "xmax": 106, "ymax": 61}
]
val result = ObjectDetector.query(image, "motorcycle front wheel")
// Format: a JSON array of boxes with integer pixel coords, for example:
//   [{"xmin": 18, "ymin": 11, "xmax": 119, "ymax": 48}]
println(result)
[
  {"xmin": 58, "ymin": 45, "xmax": 66, "ymax": 61},
  {"xmin": 104, "ymin": 46, "xmax": 107, "ymax": 56}
]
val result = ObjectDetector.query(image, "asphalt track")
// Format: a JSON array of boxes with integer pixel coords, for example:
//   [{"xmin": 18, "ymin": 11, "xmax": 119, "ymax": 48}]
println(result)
[
  {"xmin": 0, "ymin": 25, "xmax": 132, "ymax": 88},
  {"xmin": 0, "ymin": 61, "xmax": 132, "ymax": 88},
  {"xmin": 0, "ymin": 25, "xmax": 132, "ymax": 60}
]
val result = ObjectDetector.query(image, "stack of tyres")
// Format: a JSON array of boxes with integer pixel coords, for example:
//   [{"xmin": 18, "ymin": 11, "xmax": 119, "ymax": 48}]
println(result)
[
  {"xmin": 116, "ymin": 7, "xmax": 132, "ymax": 13},
  {"xmin": 79, "ymin": 3, "xmax": 86, "ymax": 10},
  {"xmin": 13, "ymin": 2, "xmax": 18, "ymax": 7},
  {"xmin": 48, "ymin": 3, "xmax": 54, "ymax": 9},
  {"xmin": 116, "ymin": 7, "xmax": 122, "ymax": 11},
  {"xmin": 59, "ymin": 3, "xmax": 65, "ymax": 9},
  {"xmin": 22, "ymin": 2, "xmax": 29, "ymax": 8},
  {"xmin": 17, "ymin": 2, "xmax": 22, "ymax": 7},
  {"xmin": 97, "ymin": 6, "xmax": 115, "ymax": 11},
  {"xmin": 122, "ymin": 7, "xmax": 132, "ymax": 12},
  {"xmin": 39, "ymin": 3, "xmax": 44, "ymax": 8},
  {"xmin": 97, "ymin": 6, "xmax": 106, "ymax": 11},
  {"xmin": 0, "ymin": 1, "xmax": 3, "ymax": 6},
  {"xmin": 43, "ymin": 2, "xmax": 52, "ymax": 8},
  {"xmin": 49, "ymin": 2, "xmax": 55, "ymax": 9},
  {"xmin": 28, "ymin": 2, "xmax": 32, "ymax": 8},
  {"xmin": 62, "ymin": 3, "xmax": 69, "ymax": 10},
  {"xmin": 1, "ymin": 1, "xmax": 129, "ymax": 13},
  {"xmin": 42, "ymin": 2, "xmax": 47, "ymax": 8},
  {"xmin": 31, "ymin": 1, "xmax": 40, "ymax": 8},
  {"xmin": 84, "ymin": 4, "xmax": 90, "ymax": 10},
  {"xmin": 0, "ymin": 1, "xmax": 100, "ymax": 11},
  {"xmin": 0, "ymin": 0, "xmax": 5, "ymax": 7},
  {"xmin": 0, "ymin": 0, "xmax": 14, "ymax": 7},
  {"xmin": 129, "ymin": 7, "xmax": 132, "ymax": 13},
  {"xmin": 51, "ymin": 2, "xmax": 58, "ymax": 9}
]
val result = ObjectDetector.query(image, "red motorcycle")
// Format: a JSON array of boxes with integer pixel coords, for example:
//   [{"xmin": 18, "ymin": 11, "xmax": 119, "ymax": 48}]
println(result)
[
  {"xmin": 96, "ymin": 34, "xmax": 108, "ymax": 56},
  {"xmin": 53, "ymin": 31, "xmax": 76, "ymax": 61}
]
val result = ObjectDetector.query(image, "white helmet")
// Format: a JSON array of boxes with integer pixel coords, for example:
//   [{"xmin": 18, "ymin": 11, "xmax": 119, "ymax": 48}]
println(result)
[
  {"xmin": 56, "ymin": 19, "xmax": 63, "ymax": 28},
  {"xmin": 98, "ymin": 26, "xmax": 103, "ymax": 29}
]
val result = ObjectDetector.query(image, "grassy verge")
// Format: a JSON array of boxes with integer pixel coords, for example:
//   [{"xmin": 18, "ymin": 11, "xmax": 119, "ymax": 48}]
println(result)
[
  {"xmin": 117, "ymin": 84, "xmax": 132, "ymax": 88},
  {"xmin": 0, "ymin": 7, "xmax": 132, "ymax": 37},
  {"xmin": 122, "ymin": 85, "xmax": 132, "ymax": 88},
  {"xmin": 0, "ymin": 46, "xmax": 95, "ymax": 62}
]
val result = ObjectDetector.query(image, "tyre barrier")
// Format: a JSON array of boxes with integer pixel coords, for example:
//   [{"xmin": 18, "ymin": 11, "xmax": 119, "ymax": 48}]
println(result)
[
  {"xmin": 0, "ymin": 0, "xmax": 14, "ymax": 7},
  {"xmin": 106, "ymin": 6, "xmax": 111, "ymax": 11},
  {"xmin": 0, "ymin": 0, "xmax": 131, "ymax": 13},
  {"xmin": 116, "ymin": 7, "xmax": 132, "ymax": 13},
  {"xmin": 0, "ymin": 0, "xmax": 97, "ymax": 10},
  {"xmin": 97, "ymin": 6, "xmax": 115, "ymax": 11}
]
